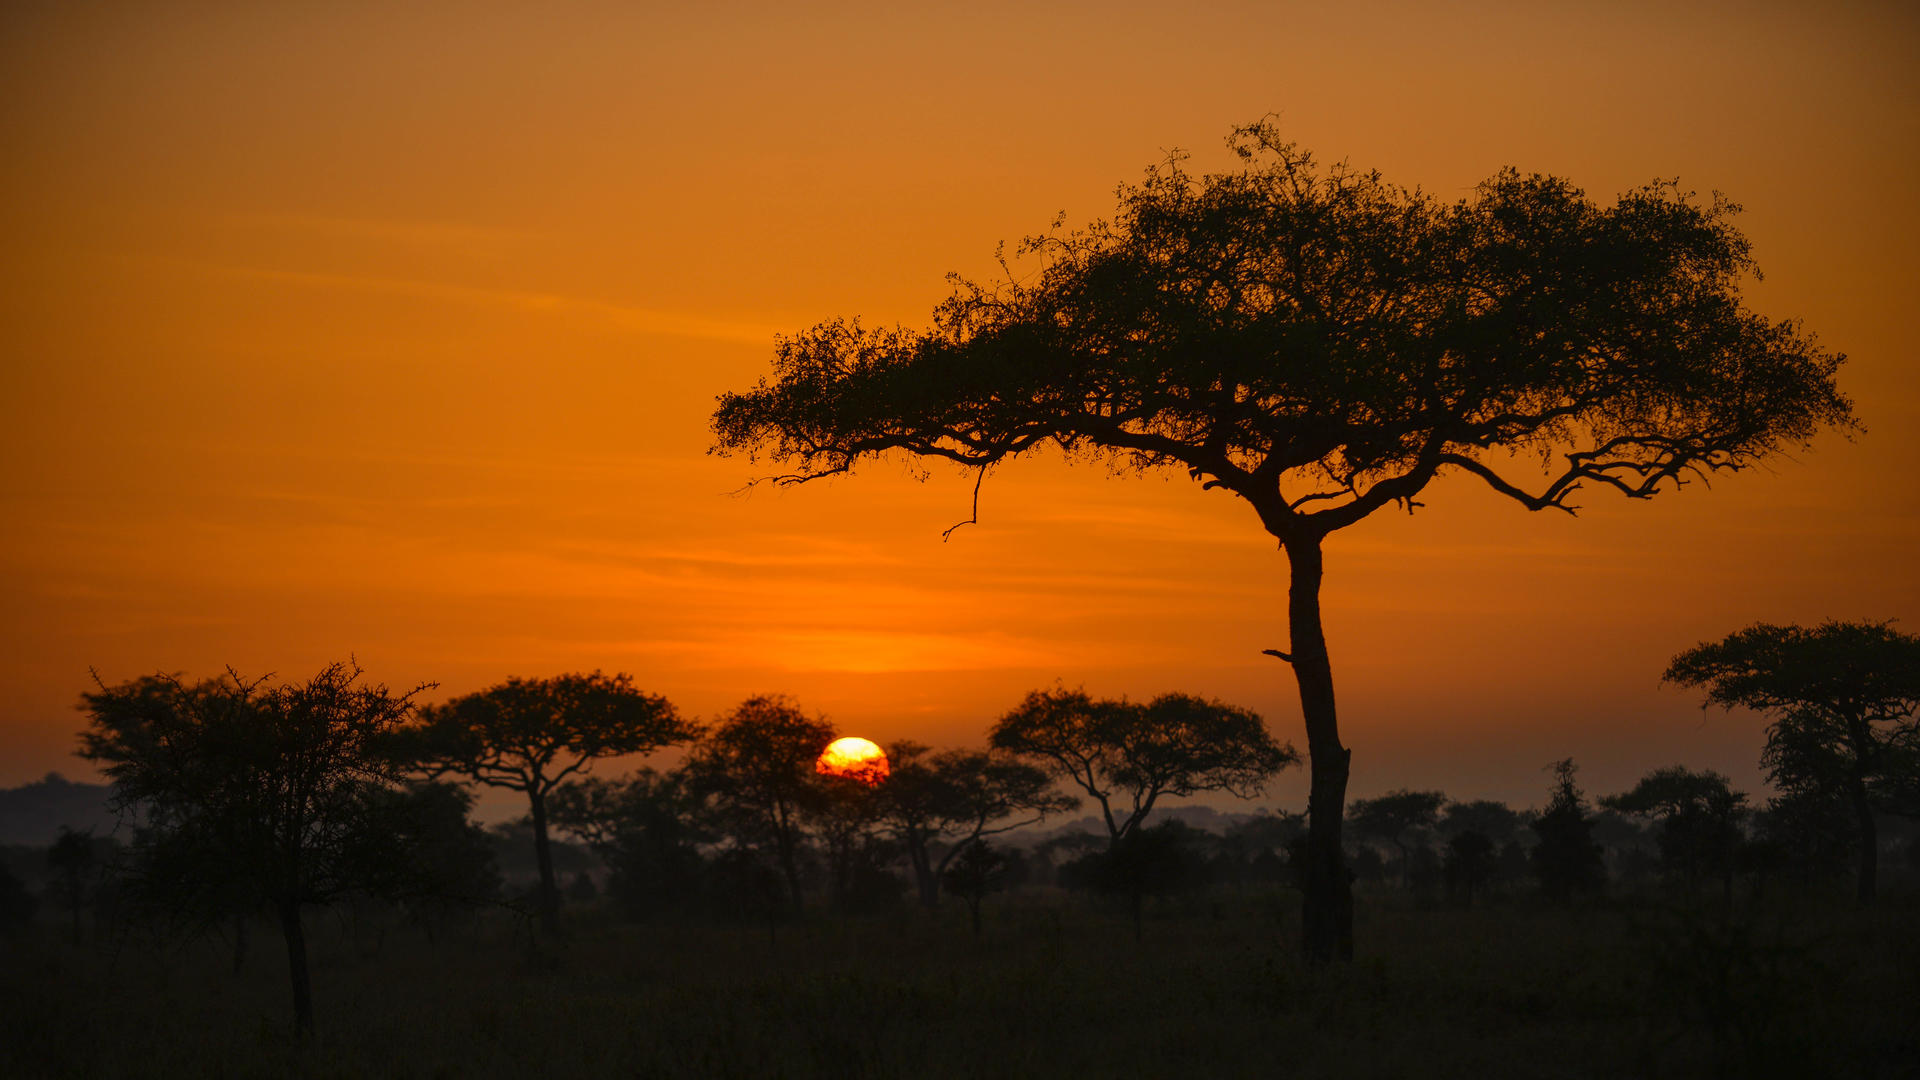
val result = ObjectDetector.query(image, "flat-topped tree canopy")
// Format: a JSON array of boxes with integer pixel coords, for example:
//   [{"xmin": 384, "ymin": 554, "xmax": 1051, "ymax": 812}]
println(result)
[
  {"xmin": 712, "ymin": 122, "xmax": 1852, "ymax": 537},
  {"xmin": 711, "ymin": 119, "xmax": 1854, "ymax": 966}
]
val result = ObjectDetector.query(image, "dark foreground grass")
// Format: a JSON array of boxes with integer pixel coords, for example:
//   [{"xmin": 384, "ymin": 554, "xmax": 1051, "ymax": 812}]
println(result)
[{"xmin": 4, "ymin": 888, "xmax": 1916, "ymax": 1079}]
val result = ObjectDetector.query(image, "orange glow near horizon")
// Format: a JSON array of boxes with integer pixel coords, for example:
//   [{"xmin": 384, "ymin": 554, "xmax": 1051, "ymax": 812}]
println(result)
[
  {"xmin": 816, "ymin": 737, "xmax": 890, "ymax": 786},
  {"xmin": 1, "ymin": 3, "xmax": 1916, "ymax": 810}
]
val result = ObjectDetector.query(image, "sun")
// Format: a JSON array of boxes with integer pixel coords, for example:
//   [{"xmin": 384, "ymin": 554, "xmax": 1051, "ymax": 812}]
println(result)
[{"xmin": 815, "ymin": 736, "xmax": 890, "ymax": 786}]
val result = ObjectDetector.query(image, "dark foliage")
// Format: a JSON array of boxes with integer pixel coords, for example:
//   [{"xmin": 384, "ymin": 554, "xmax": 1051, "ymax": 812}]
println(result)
[
  {"xmin": 991, "ymin": 687, "xmax": 1295, "ymax": 847},
  {"xmin": 1667, "ymin": 620, "xmax": 1920, "ymax": 902},
  {"xmin": 1602, "ymin": 766, "xmax": 1747, "ymax": 897},
  {"xmin": 1531, "ymin": 759, "xmax": 1606, "ymax": 903},
  {"xmin": 548, "ymin": 770, "xmax": 710, "ymax": 920},
  {"xmin": 397, "ymin": 671, "xmax": 694, "ymax": 934},
  {"xmin": 681, "ymin": 695, "xmax": 836, "ymax": 915},
  {"xmin": 0, "ymin": 861, "xmax": 35, "ymax": 930},
  {"xmin": 713, "ymin": 120, "xmax": 1853, "ymax": 964},
  {"xmin": 879, "ymin": 741, "xmax": 1077, "ymax": 907},
  {"xmin": 1348, "ymin": 789, "xmax": 1447, "ymax": 887},
  {"xmin": 1061, "ymin": 820, "xmax": 1213, "ymax": 940},
  {"xmin": 940, "ymin": 839, "xmax": 1008, "ymax": 936},
  {"xmin": 77, "ymin": 661, "xmax": 430, "ymax": 1034}
]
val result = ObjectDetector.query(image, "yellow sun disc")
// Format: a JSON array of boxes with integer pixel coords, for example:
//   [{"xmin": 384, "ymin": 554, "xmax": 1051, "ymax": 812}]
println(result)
[{"xmin": 816, "ymin": 736, "xmax": 890, "ymax": 785}]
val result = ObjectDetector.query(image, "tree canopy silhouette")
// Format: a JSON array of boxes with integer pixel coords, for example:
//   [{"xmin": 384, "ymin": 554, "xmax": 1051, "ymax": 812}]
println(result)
[
  {"xmin": 1665, "ymin": 620, "xmax": 1919, "ymax": 902},
  {"xmin": 1531, "ymin": 759, "xmax": 1606, "ymax": 903},
  {"xmin": 990, "ymin": 688, "xmax": 1295, "ymax": 847},
  {"xmin": 79, "ymin": 661, "xmax": 429, "ymax": 1036},
  {"xmin": 879, "ymin": 742, "xmax": 1078, "ymax": 908},
  {"xmin": 711, "ymin": 120, "xmax": 1853, "ymax": 964},
  {"xmin": 1602, "ymin": 765, "xmax": 1746, "ymax": 896},
  {"xmin": 1347, "ymin": 788, "xmax": 1447, "ymax": 887},
  {"xmin": 681, "ymin": 695, "xmax": 836, "ymax": 914},
  {"xmin": 399, "ymin": 671, "xmax": 693, "ymax": 935}
]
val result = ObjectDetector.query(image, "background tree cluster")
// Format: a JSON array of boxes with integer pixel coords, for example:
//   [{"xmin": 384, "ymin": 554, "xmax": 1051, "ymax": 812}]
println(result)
[{"xmin": 47, "ymin": 617, "xmax": 1918, "ymax": 1034}]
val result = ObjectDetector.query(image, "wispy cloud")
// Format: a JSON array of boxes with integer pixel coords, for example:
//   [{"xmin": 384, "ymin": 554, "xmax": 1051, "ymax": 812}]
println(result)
[{"xmin": 116, "ymin": 254, "xmax": 785, "ymax": 346}]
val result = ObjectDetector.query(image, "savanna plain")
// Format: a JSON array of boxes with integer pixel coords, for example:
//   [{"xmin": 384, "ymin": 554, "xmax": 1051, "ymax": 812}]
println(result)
[{"xmin": 5, "ymin": 883, "xmax": 1916, "ymax": 1079}]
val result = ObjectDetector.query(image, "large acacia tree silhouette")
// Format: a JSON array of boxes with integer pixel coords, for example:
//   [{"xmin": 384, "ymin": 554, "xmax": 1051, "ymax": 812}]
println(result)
[{"xmin": 712, "ymin": 121, "xmax": 1853, "ymax": 965}]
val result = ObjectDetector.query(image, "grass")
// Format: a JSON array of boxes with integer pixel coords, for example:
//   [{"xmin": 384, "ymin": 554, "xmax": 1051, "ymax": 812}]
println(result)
[{"xmin": 3, "ymin": 886, "xmax": 1916, "ymax": 1079}]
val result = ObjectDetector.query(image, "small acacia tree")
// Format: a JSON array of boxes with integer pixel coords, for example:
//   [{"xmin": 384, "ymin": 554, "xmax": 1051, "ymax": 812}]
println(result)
[
  {"xmin": 1347, "ymin": 789, "xmax": 1447, "ymax": 888},
  {"xmin": 991, "ymin": 688, "xmax": 1296, "ymax": 848},
  {"xmin": 681, "ymin": 695, "xmax": 836, "ymax": 914},
  {"xmin": 941, "ymin": 839, "xmax": 1008, "ymax": 936},
  {"xmin": 712, "ymin": 121, "xmax": 1853, "ymax": 963},
  {"xmin": 1602, "ymin": 765, "xmax": 1747, "ymax": 897},
  {"xmin": 400, "ymin": 671, "xmax": 693, "ymax": 935},
  {"xmin": 880, "ymin": 741, "xmax": 1079, "ymax": 908},
  {"xmin": 1665, "ymin": 620, "xmax": 1920, "ymax": 902},
  {"xmin": 80, "ymin": 662, "xmax": 428, "ymax": 1036}
]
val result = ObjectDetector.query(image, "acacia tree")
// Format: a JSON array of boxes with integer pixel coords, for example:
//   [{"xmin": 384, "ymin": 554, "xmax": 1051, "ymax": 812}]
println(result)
[
  {"xmin": 990, "ymin": 688, "xmax": 1296, "ymax": 848},
  {"xmin": 1347, "ymin": 789, "xmax": 1447, "ymax": 888},
  {"xmin": 880, "ymin": 741, "xmax": 1078, "ymax": 908},
  {"xmin": 711, "ymin": 121, "xmax": 1852, "ymax": 963},
  {"xmin": 1665, "ymin": 620, "xmax": 1920, "ymax": 902},
  {"xmin": 680, "ymin": 695, "xmax": 836, "ymax": 914},
  {"xmin": 400, "ymin": 671, "xmax": 693, "ymax": 935},
  {"xmin": 1601, "ymin": 765, "xmax": 1747, "ymax": 897},
  {"xmin": 79, "ymin": 662, "xmax": 428, "ymax": 1036}
]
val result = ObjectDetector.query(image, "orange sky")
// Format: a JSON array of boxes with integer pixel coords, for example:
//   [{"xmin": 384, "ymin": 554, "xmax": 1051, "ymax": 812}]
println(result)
[{"xmin": 3, "ymin": 1, "xmax": 1917, "ymax": 814}]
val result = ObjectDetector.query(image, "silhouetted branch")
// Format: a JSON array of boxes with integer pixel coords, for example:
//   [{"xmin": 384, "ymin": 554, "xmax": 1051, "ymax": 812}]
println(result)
[{"xmin": 942, "ymin": 467, "xmax": 987, "ymax": 541}]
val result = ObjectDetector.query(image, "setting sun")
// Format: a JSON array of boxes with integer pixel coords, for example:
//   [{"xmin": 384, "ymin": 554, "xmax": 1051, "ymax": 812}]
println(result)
[{"xmin": 815, "ymin": 736, "xmax": 890, "ymax": 786}]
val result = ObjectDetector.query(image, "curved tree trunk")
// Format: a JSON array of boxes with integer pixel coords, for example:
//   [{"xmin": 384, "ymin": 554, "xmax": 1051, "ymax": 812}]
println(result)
[
  {"xmin": 1287, "ymin": 536, "xmax": 1354, "ymax": 966},
  {"xmin": 527, "ymin": 788, "xmax": 561, "ymax": 936}
]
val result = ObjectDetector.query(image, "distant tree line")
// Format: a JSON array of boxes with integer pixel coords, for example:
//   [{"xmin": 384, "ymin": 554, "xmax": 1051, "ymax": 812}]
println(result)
[{"xmin": 6, "ymin": 618, "xmax": 1912, "ymax": 1034}]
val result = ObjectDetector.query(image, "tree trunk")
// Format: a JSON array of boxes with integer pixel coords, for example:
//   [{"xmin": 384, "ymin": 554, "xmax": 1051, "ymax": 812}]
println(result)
[
  {"xmin": 276, "ymin": 899, "xmax": 314, "ymax": 1038},
  {"xmin": 906, "ymin": 834, "xmax": 938, "ymax": 909},
  {"xmin": 1848, "ymin": 773, "xmax": 1876, "ymax": 904},
  {"xmin": 1287, "ymin": 536, "xmax": 1354, "ymax": 966},
  {"xmin": 528, "ymin": 788, "xmax": 561, "ymax": 936},
  {"xmin": 778, "ymin": 833, "xmax": 805, "ymax": 916}
]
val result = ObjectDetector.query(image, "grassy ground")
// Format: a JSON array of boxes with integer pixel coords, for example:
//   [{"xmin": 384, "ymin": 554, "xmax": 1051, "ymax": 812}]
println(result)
[{"xmin": 3, "ymin": 887, "xmax": 1916, "ymax": 1079}]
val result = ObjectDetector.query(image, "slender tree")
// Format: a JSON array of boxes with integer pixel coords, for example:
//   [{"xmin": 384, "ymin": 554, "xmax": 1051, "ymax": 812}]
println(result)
[
  {"xmin": 712, "ymin": 121, "xmax": 1853, "ymax": 963},
  {"xmin": 879, "ymin": 741, "xmax": 1078, "ymax": 908},
  {"xmin": 400, "ymin": 671, "xmax": 693, "ymax": 935},
  {"xmin": 1347, "ymin": 789, "xmax": 1447, "ymax": 888},
  {"xmin": 1665, "ymin": 620, "xmax": 1920, "ymax": 902},
  {"xmin": 1531, "ymin": 759, "xmax": 1606, "ymax": 903},
  {"xmin": 681, "ymin": 695, "xmax": 836, "ymax": 914},
  {"xmin": 990, "ymin": 688, "xmax": 1296, "ymax": 849}
]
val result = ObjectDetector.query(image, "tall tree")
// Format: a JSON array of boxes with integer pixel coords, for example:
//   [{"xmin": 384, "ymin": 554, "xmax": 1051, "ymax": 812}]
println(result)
[
  {"xmin": 712, "ymin": 121, "xmax": 1853, "ymax": 964},
  {"xmin": 1665, "ymin": 620, "xmax": 1920, "ymax": 902},
  {"xmin": 879, "ymin": 742, "xmax": 1078, "ymax": 908},
  {"xmin": 400, "ymin": 671, "xmax": 693, "ymax": 934},
  {"xmin": 680, "ymin": 695, "xmax": 836, "ymax": 914},
  {"xmin": 79, "ymin": 662, "xmax": 428, "ymax": 1036},
  {"xmin": 990, "ymin": 688, "xmax": 1296, "ymax": 848},
  {"xmin": 1347, "ymin": 789, "xmax": 1447, "ymax": 888},
  {"xmin": 1530, "ymin": 759, "xmax": 1606, "ymax": 903}
]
